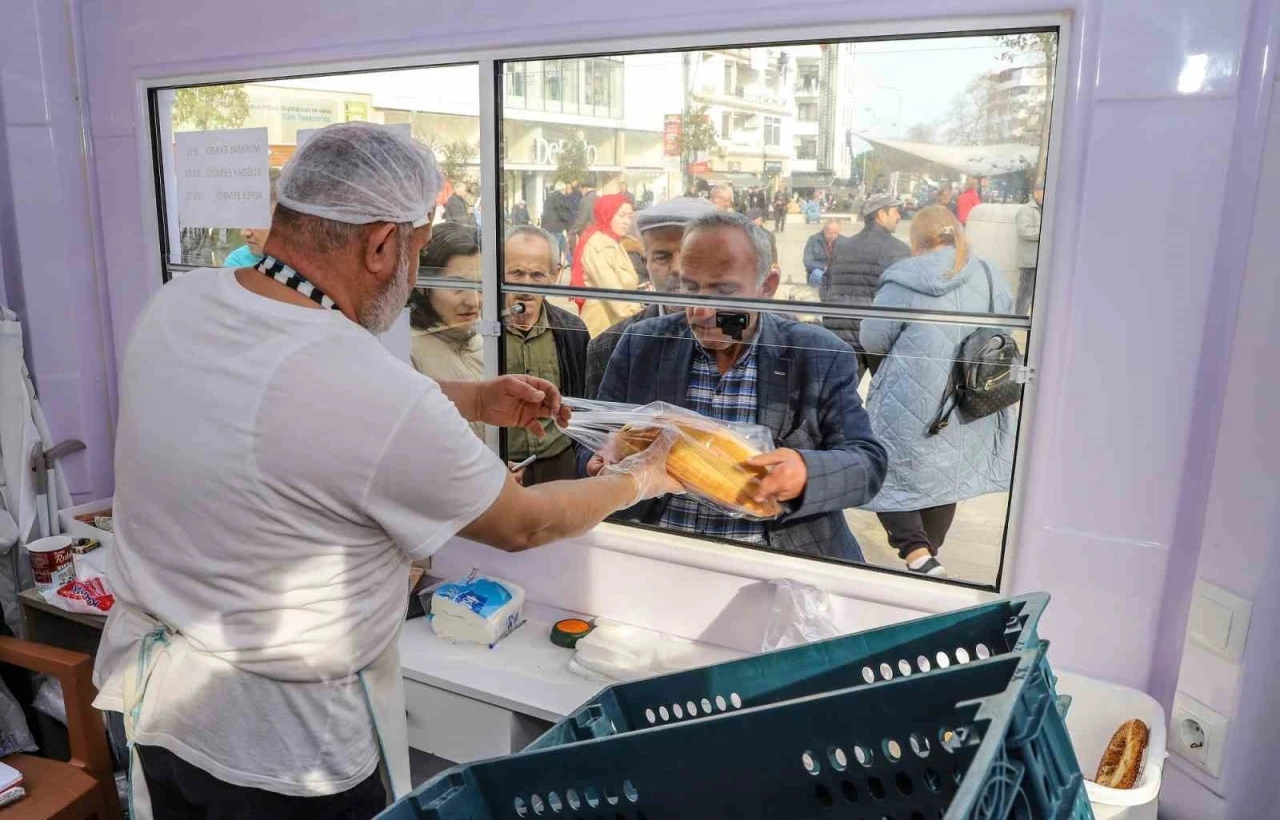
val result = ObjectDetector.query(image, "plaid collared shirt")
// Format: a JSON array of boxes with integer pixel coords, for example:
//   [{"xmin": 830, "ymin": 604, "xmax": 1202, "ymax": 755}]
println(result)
[{"xmin": 658, "ymin": 335, "xmax": 768, "ymax": 545}]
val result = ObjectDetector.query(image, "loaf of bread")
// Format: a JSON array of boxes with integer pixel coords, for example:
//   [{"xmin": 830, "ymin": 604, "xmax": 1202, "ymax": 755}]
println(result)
[
  {"xmin": 617, "ymin": 418, "xmax": 783, "ymax": 519},
  {"xmin": 1094, "ymin": 718, "xmax": 1149, "ymax": 789}
]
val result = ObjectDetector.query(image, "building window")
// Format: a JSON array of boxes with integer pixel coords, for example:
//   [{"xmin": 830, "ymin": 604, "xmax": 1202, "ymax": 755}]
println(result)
[
  {"xmin": 764, "ymin": 116, "xmax": 782, "ymax": 147},
  {"xmin": 148, "ymin": 25, "xmax": 1061, "ymax": 593}
]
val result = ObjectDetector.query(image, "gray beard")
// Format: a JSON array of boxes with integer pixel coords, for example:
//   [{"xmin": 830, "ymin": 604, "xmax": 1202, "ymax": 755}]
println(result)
[{"xmin": 358, "ymin": 229, "xmax": 414, "ymax": 334}]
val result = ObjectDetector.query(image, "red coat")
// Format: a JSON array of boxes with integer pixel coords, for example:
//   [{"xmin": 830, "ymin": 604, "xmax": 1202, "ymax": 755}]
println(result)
[{"xmin": 956, "ymin": 188, "xmax": 981, "ymax": 224}]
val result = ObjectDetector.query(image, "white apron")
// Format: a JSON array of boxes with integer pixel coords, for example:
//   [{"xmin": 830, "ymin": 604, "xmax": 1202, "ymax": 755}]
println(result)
[{"xmin": 115, "ymin": 604, "xmax": 410, "ymax": 819}]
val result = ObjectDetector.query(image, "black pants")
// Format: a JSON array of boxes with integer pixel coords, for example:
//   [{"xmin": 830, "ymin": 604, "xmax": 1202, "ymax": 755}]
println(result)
[
  {"xmin": 521, "ymin": 446, "xmax": 579, "ymax": 486},
  {"xmin": 774, "ymin": 211, "xmax": 786, "ymax": 232},
  {"xmin": 1016, "ymin": 267, "xmax": 1036, "ymax": 315},
  {"xmin": 136, "ymin": 744, "xmax": 387, "ymax": 820},
  {"xmin": 876, "ymin": 504, "xmax": 957, "ymax": 560}
]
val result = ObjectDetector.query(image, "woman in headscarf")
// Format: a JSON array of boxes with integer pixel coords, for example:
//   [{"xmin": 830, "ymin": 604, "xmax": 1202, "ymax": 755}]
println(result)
[
  {"xmin": 571, "ymin": 193, "xmax": 642, "ymax": 336},
  {"xmin": 408, "ymin": 222, "xmax": 484, "ymax": 438}
]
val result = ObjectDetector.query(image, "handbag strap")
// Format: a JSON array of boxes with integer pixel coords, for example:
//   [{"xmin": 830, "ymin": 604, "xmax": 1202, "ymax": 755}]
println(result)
[{"xmin": 980, "ymin": 259, "xmax": 995, "ymax": 314}]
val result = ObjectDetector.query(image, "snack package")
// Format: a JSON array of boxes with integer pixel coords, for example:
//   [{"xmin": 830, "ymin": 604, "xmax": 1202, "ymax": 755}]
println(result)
[
  {"xmin": 45, "ymin": 577, "xmax": 115, "ymax": 615},
  {"xmin": 559, "ymin": 399, "xmax": 784, "ymax": 520},
  {"xmin": 429, "ymin": 570, "xmax": 525, "ymax": 646}
]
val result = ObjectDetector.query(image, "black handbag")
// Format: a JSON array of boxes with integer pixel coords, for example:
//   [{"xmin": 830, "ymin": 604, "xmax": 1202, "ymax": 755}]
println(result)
[{"xmin": 928, "ymin": 262, "xmax": 1024, "ymax": 436}]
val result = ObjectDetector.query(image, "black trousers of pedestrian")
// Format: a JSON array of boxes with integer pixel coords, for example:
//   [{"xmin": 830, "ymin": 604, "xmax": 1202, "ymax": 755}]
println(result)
[
  {"xmin": 773, "ymin": 211, "xmax": 786, "ymax": 232},
  {"xmin": 876, "ymin": 504, "xmax": 958, "ymax": 560},
  {"xmin": 1016, "ymin": 267, "xmax": 1036, "ymax": 315},
  {"xmin": 136, "ymin": 744, "xmax": 387, "ymax": 820},
  {"xmin": 521, "ymin": 447, "xmax": 579, "ymax": 486}
]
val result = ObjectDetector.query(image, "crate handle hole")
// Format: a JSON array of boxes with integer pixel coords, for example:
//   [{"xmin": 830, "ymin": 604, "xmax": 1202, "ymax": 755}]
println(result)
[
  {"xmin": 530, "ymin": 794, "xmax": 545, "ymax": 815},
  {"xmin": 862, "ymin": 665, "xmax": 876, "ymax": 684},
  {"xmin": 658, "ymin": 706, "xmax": 669, "ymax": 722},
  {"xmin": 935, "ymin": 651, "xmax": 951, "ymax": 669},
  {"xmin": 867, "ymin": 776, "xmax": 886, "ymax": 800},
  {"xmin": 814, "ymin": 783, "xmax": 834, "ymax": 808},
  {"xmin": 975, "ymin": 643, "xmax": 991, "ymax": 660},
  {"xmin": 923, "ymin": 768, "xmax": 943, "ymax": 793},
  {"xmin": 910, "ymin": 733, "xmax": 932, "ymax": 758},
  {"xmin": 953, "ymin": 764, "xmax": 964, "ymax": 785},
  {"xmin": 623, "ymin": 780, "xmax": 639, "ymax": 803},
  {"xmin": 916, "ymin": 655, "xmax": 931, "ymax": 673},
  {"xmin": 604, "ymin": 785, "xmax": 620, "ymax": 806},
  {"xmin": 854, "ymin": 744, "xmax": 874, "ymax": 767},
  {"xmin": 547, "ymin": 792, "xmax": 562, "ymax": 813},
  {"xmin": 730, "ymin": 692, "xmax": 743, "ymax": 709},
  {"xmin": 715, "ymin": 695, "xmax": 727, "ymax": 711},
  {"xmin": 939, "ymin": 727, "xmax": 957, "ymax": 751},
  {"xmin": 672, "ymin": 703, "xmax": 683, "ymax": 719},
  {"xmin": 686, "ymin": 700, "xmax": 698, "ymax": 718},
  {"xmin": 895, "ymin": 771, "xmax": 915, "ymax": 795},
  {"xmin": 883, "ymin": 738, "xmax": 903, "ymax": 762},
  {"xmin": 644, "ymin": 708, "xmax": 655, "ymax": 725},
  {"xmin": 802, "ymin": 750, "xmax": 821, "ymax": 776},
  {"xmin": 841, "ymin": 779, "xmax": 859, "ymax": 803},
  {"xmin": 829, "ymin": 746, "xmax": 848, "ymax": 771},
  {"xmin": 565, "ymin": 789, "xmax": 580, "ymax": 810},
  {"xmin": 897, "ymin": 659, "xmax": 912, "ymax": 677},
  {"xmin": 514, "ymin": 797, "xmax": 528, "ymax": 817},
  {"xmin": 879, "ymin": 662, "xmax": 894, "ymax": 681},
  {"xmin": 584, "ymin": 786, "xmax": 600, "ymax": 808},
  {"xmin": 700, "ymin": 698, "xmax": 713, "ymax": 715},
  {"xmin": 955, "ymin": 647, "xmax": 971, "ymax": 664}
]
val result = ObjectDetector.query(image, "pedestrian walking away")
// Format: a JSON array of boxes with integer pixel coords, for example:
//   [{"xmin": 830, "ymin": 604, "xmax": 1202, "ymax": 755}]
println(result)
[{"xmin": 858, "ymin": 205, "xmax": 1016, "ymax": 578}]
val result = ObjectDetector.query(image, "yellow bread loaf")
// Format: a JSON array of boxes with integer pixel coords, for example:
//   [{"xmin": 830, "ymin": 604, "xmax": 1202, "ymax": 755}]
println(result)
[{"xmin": 616, "ymin": 418, "xmax": 783, "ymax": 519}]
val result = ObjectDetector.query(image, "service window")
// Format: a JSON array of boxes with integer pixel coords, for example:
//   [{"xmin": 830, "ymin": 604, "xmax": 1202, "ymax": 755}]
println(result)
[{"xmin": 495, "ymin": 30, "xmax": 1059, "ymax": 588}]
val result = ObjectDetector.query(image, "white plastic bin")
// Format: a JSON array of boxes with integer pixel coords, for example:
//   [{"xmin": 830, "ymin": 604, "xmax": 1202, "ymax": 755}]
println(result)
[{"xmin": 1055, "ymin": 670, "xmax": 1166, "ymax": 820}]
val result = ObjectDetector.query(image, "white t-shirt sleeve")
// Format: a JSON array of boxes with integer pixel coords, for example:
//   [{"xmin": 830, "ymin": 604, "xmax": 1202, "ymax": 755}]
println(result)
[{"xmin": 364, "ymin": 386, "xmax": 507, "ymax": 560}]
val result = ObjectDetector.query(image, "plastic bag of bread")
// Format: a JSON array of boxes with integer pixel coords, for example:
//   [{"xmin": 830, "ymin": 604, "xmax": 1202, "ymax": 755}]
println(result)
[{"xmin": 560, "ymin": 399, "xmax": 784, "ymax": 520}]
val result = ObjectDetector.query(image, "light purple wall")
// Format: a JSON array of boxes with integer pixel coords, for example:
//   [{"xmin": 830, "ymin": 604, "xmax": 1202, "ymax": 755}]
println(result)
[
  {"xmin": 3, "ymin": 0, "xmax": 1277, "ymax": 814},
  {"xmin": 0, "ymin": 0, "xmax": 117, "ymax": 502}
]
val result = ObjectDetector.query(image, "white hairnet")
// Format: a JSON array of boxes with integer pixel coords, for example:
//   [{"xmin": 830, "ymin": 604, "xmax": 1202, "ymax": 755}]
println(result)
[{"xmin": 276, "ymin": 122, "xmax": 444, "ymax": 227}]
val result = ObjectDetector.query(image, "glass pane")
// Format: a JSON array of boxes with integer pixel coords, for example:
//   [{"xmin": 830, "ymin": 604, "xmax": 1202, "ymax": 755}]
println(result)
[
  {"xmin": 496, "ymin": 32, "xmax": 1055, "ymax": 320},
  {"xmin": 507, "ymin": 284, "xmax": 1021, "ymax": 586},
  {"xmin": 159, "ymin": 65, "xmax": 483, "ymax": 268}
]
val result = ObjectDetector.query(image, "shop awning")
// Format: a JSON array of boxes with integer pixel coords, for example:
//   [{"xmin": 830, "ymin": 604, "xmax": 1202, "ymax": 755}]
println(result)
[
  {"xmin": 694, "ymin": 170, "xmax": 762, "ymax": 186},
  {"xmin": 790, "ymin": 171, "xmax": 836, "ymax": 188},
  {"xmin": 852, "ymin": 133, "xmax": 1039, "ymax": 177}
]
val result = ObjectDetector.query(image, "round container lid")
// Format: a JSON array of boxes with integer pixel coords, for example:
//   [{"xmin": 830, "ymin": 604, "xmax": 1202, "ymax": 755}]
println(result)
[
  {"xmin": 551, "ymin": 618, "xmax": 594, "ymax": 648},
  {"xmin": 27, "ymin": 536, "xmax": 72, "ymax": 553}
]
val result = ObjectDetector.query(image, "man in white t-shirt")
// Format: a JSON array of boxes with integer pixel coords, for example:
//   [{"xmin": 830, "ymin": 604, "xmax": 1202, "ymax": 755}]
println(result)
[{"xmin": 92, "ymin": 123, "xmax": 680, "ymax": 819}]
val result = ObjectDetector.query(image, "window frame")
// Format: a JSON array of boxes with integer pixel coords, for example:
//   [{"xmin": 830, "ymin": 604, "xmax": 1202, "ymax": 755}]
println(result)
[{"xmin": 139, "ymin": 12, "xmax": 1072, "ymax": 602}]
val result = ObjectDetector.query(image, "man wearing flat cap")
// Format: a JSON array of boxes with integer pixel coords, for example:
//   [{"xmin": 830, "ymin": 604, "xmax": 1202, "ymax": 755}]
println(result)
[
  {"xmin": 820, "ymin": 192, "xmax": 910, "ymax": 379},
  {"xmin": 584, "ymin": 196, "xmax": 716, "ymax": 397}
]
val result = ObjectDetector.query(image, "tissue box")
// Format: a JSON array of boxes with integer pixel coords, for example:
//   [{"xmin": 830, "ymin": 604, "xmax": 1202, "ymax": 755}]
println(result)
[
  {"xmin": 429, "ymin": 573, "xmax": 525, "ymax": 646},
  {"xmin": 58, "ymin": 498, "xmax": 115, "ymax": 551}
]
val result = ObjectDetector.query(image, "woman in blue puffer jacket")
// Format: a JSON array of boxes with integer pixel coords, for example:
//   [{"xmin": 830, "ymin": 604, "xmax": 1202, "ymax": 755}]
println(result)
[{"xmin": 859, "ymin": 205, "xmax": 1017, "ymax": 578}]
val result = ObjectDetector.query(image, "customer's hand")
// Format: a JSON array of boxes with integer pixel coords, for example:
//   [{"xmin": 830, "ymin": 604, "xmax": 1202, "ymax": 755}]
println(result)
[
  {"xmin": 748, "ymin": 448, "xmax": 808, "ymax": 504},
  {"xmin": 603, "ymin": 429, "xmax": 685, "ymax": 505},
  {"xmin": 585, "ymin": 432, "xmax": 622, "ymax": 477},
  {"xmin": 477, "ymin": 375, "xmax": 571, "ymax": 436}
]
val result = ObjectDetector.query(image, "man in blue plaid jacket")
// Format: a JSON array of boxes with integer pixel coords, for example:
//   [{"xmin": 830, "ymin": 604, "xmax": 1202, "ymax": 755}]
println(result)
[{"xmin": 583, "ymin": 210, "xmax": 887, "ymax": 563}]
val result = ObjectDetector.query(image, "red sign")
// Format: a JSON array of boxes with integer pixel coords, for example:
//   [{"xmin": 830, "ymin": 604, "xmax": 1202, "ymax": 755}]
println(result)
[
  {"xmin": 663, "ymin": 114, "xmax": 682, "ymax": 158},
  {"xmin": 688, "ymin": 160, "xmax": 710, "ymax": 176}
]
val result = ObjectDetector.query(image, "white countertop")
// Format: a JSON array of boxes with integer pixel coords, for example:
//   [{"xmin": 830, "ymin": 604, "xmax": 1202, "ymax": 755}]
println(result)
[{"xmin": 398, "ymin": 601, "xmax": 605, "ymax": 723}]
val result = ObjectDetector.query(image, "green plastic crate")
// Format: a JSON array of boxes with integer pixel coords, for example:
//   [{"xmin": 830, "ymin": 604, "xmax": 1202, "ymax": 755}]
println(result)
[
  {"xmin": 529, "ymin": 592, "xmax": 1052, "ymax": 752},
  {"xmin": 380, "ymin": 643, "xmax": 1091, "ymax": 820}
]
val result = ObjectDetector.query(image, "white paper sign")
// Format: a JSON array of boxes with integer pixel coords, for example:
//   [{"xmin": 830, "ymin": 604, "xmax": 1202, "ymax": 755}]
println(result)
[
  {"xmin": 296, "ymin": 122, "xmax": 412, "ymax": 150},
  {"xmin": 175, "ymin": 128, "xmax": 271, "ymax": 229}
]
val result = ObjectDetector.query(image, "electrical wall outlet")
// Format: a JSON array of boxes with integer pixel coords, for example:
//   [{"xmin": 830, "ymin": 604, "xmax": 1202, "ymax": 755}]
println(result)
[{"xmin": 1171, "ymin": 693, "xmax": 1229, "ymax": 777}]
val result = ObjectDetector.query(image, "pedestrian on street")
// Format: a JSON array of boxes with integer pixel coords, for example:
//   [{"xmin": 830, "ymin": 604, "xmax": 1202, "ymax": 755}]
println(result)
[
  {"xmin": 511, "ymin": 199, "xmax": 530, "ymax": 227},
  {"xmin": 956, "ymin": 179, "xmax": 981, "ymax": 225},
  {"xmin": 859, "ymin": 206, "xmax": 1016, "ymax": 578},
  {"xmin": 746, "ymin": 208, "xmax": 778, "ymax": 267},
  {"xmin": 540, "ymin": 182, "xmax": 574, "ymax": 267},
  {"xmin": 820, "ymin": 194, "xmax": 909, "ymax": 379},
  {"xmin": 570, "ymin": 193, "xmax": 642, "ymax": 336},
  {"xmin": 803, "ymin": 218, "xmax": 843, "ymax": 290},
  {"xmin": 772, "ymin": 188, "xmax": 789, "ymax": 232},
  {"xmin": 1014, "ymin": 183, "xmax": 1044, "ymax": 315}
]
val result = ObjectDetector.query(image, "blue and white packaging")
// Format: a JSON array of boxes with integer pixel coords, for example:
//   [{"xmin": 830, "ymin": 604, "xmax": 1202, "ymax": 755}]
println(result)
[{"xmin": 429, "ymin": 570, "xmax": 525, "ymax": 646}]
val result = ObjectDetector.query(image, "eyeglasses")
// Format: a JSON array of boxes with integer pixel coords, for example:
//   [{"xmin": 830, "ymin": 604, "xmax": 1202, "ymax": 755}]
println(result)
[{"xmin": 505, "ymin": 268, "xmax": 555, "ymax": 285}]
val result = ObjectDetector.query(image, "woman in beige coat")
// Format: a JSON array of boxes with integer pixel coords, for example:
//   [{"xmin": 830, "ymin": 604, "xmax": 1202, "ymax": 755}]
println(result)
[{"xmin": 570, "ymin": 193, "xmax": 642, "ymax": 336}]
